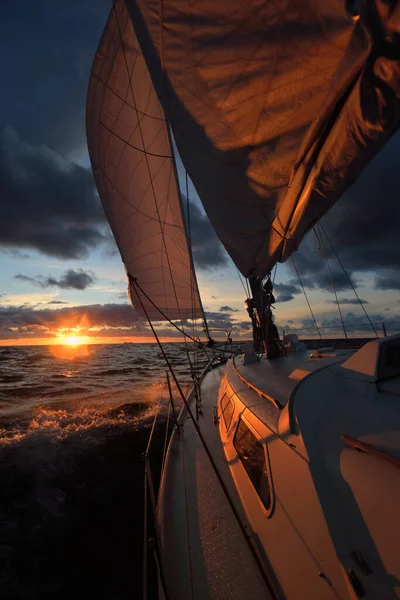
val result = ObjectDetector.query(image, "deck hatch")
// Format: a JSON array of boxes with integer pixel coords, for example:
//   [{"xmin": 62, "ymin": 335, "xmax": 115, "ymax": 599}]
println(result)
[{"xmin": 233, "ymin": 418, "xmax": 271, "ymax": 511}]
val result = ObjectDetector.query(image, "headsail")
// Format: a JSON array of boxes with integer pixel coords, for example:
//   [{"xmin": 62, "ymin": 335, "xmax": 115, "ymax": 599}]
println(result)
[
  {"xmin": 125, "ymin": 0, "xmax": 400, "ymax": 278},
  {"xmin": 86, "ymin": 0, "xmax": 203, "ymax": 320}
]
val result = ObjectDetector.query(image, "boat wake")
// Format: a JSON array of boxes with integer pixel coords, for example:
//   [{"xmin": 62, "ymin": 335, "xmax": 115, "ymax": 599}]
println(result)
[{"xmin": 0, "ymin": 399, "xmax": 165, "ymax": 600}]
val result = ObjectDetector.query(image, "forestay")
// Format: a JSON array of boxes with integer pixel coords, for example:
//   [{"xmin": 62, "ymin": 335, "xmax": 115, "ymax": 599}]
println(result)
[
  {"xmin": 86, "ymin": 0, "xmax": 202, "ymax": 320},
  {"xmin": 126, "ymin": 0, "xmax": 400, "ymax": 278}
]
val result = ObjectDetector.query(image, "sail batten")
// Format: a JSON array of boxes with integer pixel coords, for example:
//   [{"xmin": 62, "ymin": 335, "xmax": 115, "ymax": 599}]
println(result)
[{"xmin": 87, "ymin": 0, "xmax": 203, "ymax": 321}]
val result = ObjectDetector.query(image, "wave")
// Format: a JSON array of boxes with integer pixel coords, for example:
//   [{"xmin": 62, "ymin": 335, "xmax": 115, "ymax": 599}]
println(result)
[{"xmin": 0, "ymin": 398, "xmax": 167, "ymax": 599}]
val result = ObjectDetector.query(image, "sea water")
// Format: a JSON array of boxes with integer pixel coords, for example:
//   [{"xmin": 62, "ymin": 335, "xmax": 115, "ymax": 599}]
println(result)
[{"xmin": 0, "ymin": 343, "xmax": 196, "ymax": 600}]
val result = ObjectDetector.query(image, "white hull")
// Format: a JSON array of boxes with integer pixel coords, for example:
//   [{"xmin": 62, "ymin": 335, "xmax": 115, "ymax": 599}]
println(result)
[{"xmin": 158, "ymin": 337, "xmax": 400, "ymax": 599}]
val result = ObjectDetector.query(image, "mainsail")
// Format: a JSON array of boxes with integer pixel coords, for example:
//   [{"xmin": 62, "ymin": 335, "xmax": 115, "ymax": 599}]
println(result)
[
  {"xmin": 86, "ymin": 0, "xmax": 203, "ymax": 320},
  {"xmin": 124, "ymin": 0, "xmax": 400, "ymax": 278}
]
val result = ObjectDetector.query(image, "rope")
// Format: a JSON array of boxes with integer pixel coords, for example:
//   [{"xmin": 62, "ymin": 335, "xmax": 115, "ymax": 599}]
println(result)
[
  {"xmin": 272, "ymin": 263, "xmax": 278, "ymax": 285},
  {"xmin": 128, "ymin": 275, "xmax": 237, "ymax": 356},
  {"xmin": 161, "ymin": 401, "xmax": 171, "ymax": 472},
  {"xmin": 145, "ymin": 393, "xmax": 163, "ymax": 455},
  {"xmin": 236, "ymin": 266, "xmax": 249, "ymax": 297},
  {"xmin": 143, "ymin": 391, "xmax": 163, "ymax": 600},
  {"xmin": 291, "ymin": 257, "xmax": 322, "ymax": 340},
  {"xmin": 319, "ymin": 223, "xmax": 379, "ymax": 338},
  {"xmin": 185, "ymin": 171, "xmax": 202, "ymax": 391},
  {"xmin": 180, "ymin": 421, "xmax": 195, "ymax": 600},
  {"xmin": 132, "ymin": 278, "xmax": 281, "ymax": 599},
  {"xmin": 317, "ymin": 223, "xmax": 347, "ymax": 340}
]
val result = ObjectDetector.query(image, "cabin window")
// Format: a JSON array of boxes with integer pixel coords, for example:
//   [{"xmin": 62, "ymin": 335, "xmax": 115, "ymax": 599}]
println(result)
[
  {"xmin": 233, "ymin": 418, "xmax": 271, "ymax": 510},
  {"xmin": 220, "ymin": 393, "xmax": 235, "ymax": 430}
]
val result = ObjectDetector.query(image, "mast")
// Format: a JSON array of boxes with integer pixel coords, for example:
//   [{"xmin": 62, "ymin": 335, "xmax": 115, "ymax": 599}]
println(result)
[{"xmin": 245, "ymin": 276, "xmax": 282, "ymax": 359}]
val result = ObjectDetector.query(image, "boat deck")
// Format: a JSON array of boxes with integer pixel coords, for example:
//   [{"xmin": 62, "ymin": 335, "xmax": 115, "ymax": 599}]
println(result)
[
  {"xmin": 157, "ymin": 365, "xmax": 276, "ymax": 600},
  {"xmin": 231, "ymin": 348, "xmax": 353, "ymax": 432}
]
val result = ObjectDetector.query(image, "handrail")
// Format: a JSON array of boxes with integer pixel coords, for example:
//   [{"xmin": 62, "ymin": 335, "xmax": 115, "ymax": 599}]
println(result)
[{"xmin": 232, "ymin": 357, "xmax": 282, "ymax": 409}]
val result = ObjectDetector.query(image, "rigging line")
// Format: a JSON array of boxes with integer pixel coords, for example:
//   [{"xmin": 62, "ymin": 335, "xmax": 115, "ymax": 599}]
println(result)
[
  {"xmin": 143, "ymin": 465, "xmax": 148, "ymax": 600},
  {"xmin": 320, "ymin": 223, "xmax": 379, "ymax": 338},
  {"xmin": 179, "ymin": 419, "xmax": 195, "ymax": 600},
  {"xmin": 236, "ymin": 266, "xmax": 249, "ymax": 297},
  {"xmin": 291, "ymin": 256, "xmax": 322, "ymax": 340},
  {"xmin": 143, "ymin": 389, "xmax": 163, "ymax": 600},
  {"xmin": 128, "ymin": 274, "xmax": 234, "ymax": 356},
  {"xmin": 317, "ymin": 223, "xmax": 348, "ymax": 340},
  {"xmin": 272, "ymin": 263, "xmax": 278, "ymax": 285},
  {"xmin": 161, "ymin": 401, "xmax": 171, "ymax": 473},
  {"xmin": 131, "ymin": 278, "xmax": 281, "ymax": 600},
  {"xmin": 185, "ymin": 172, "xmax": 197, "ymax": 349},
  {"xmin": 185, "ymin": 170, "xmax": 198, "ymax": 376},
  {"xmin": 145, "ymin": 387, "xmax": 163, "ymax": 456}
]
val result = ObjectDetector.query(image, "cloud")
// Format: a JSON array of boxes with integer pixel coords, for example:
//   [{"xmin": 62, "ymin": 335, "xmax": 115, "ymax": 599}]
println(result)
[
  {"xmin": 373, "ymin": 271, "xmax": 400, "ymax": 290},
  {"xmin": 0, "ymin": 303, "xmax": 143, "ymax": 334},
  {"xmin": 219, "ymin": 305, "xmax": 238, "ymax": 312},
  {"xmin": 325, "ymin": 298, "xmax": 368, "ymax": 305},
  {"xmin": 0, "ymin": 249, "xmax": 30, "ymax": 259},
  {"xmin": 184, "ymin": 199, "xmax": 228, "ymax": 270},
  {"xmin": 0, "ymin": 303, "xmax": 255, "ymax": 341},
  {"xmin": 0, "ymin": 0, "xmax": 110, "ymax": 156},
  {"xmin": 14, "ymin": 269, "xmax": 96, "ymax": 290},
  {"xmin": 277, "ymin": 310, "xmax": 398, "ymax": 338},
  {"xmin": 0, "ymin": 128, "xmax": 108, "ymax": 259},
  {"xmin": 47, "ymin": 300, "xmax": 69, "ymax": 305},
  {"xmin": 290, "ymin": 133, "xmax": 400, "ymax": 291},
  {"xmin": 274, "ymin": 281, "xmax": 301, "ymax": 303}
]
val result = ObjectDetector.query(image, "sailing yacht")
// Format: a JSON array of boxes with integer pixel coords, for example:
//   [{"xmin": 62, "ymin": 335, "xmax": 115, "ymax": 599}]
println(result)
[{"xmin": 87, "ymin": 0, "xmax": 400, "ymax": 598}]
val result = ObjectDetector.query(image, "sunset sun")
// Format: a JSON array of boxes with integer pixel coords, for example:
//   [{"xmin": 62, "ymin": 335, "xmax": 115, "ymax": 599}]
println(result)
[{"xmin": 63, "ymin": 336, "xmax": 85, "ymax": 346}]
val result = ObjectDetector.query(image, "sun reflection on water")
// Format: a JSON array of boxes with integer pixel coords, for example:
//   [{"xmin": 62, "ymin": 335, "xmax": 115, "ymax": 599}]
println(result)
[{"xmin": 50, "ymin": 343, "xmax": 91, "ymax": 360}]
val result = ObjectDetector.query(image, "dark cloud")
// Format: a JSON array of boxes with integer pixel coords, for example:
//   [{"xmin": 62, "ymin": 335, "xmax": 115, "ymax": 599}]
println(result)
[
  {"xmin": 273, "ymin": 281, "xmax": 301, "ymax": 303},
  {"xmin": 276, "ymin": 293, "xmax": 295, "ymax": 303},
  {"xmin": 373, "ymin": 271, "xmax": 400, "ymax": 290},
  {"xmin": 219, "ymin": 306, "xmax": 238, "ymax": 312},
  {"xmin": 274, "ymin": 282, "xmax": 300, "ymax": 295},
  {"xmin": 326, "ymin": 298, "xmax": 368, "ymax": 305},
  {"xmin": 231, "ymin": 321, "xmax": 252, "ymax": 333},
  {"xmin": 0, "ymin": 128, "xmax": 107, "ymax": 259},
  {"xmin": 184, "ymin": 200, "xmax": 228, "ymax": 270},
  {"xmin": 116, "ymin": 292, "xmax": 128, "ymax": 300},
  {"xmin": 203, "ymin": 310, "xmax": 251, "ymax": 333},
  {"xmin": 0, "ymin": 2, "xmax": 112, "ymax": 260},
  {"xmin": 0, "ymin": 303, "xmax": 142, "ymax": 332},
  {"xmin": 47, "ymin": 300, "xmax": 69, "ymax": 305},
  {"xmin": 0, "ymin": 249, "xmax": 30, "ymax": 259},
  {"xmin": 290, "ymin": 133, "xmax": 400, "ymax": 291},
  {"xmin": 0, "ymin": 302, "xmax": 255, "ymax": 340},
  {"xmin": 14, "ymin": 269, "xmax": 96, "ymax": 290},
  {"xmin": 276, "ymin": 311, "xmax": 397, "ymax": 338},
  {"xmin": 0, "ymin": 0, "xmax": 110, "ymax": 155},
  {"xmin": 292, "ymin": 312, "xmax": 397, "ymax": 337}
]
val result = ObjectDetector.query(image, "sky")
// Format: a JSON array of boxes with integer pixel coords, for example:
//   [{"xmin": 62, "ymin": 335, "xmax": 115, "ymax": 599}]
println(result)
[{"xmin": 1, "ymin": 0, "xmax": 399, "ymax": 346}]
